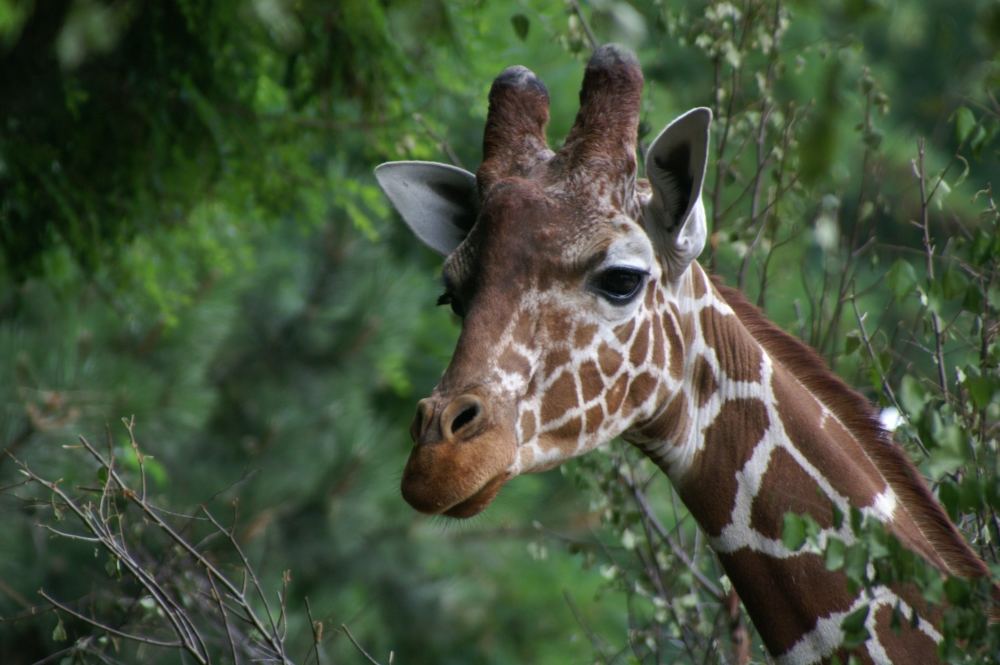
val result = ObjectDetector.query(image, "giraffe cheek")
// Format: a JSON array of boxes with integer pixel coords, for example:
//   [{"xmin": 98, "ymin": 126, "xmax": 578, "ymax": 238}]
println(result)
[{"xmin": 626, "ymin": 371, "xmax": 658, "ymax": 414}]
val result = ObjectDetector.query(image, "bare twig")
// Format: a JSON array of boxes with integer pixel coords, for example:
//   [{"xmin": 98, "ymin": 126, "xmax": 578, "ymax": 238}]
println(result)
[
  {"xmin": 913, "ymin": 138, "xmax": 950, "ymax": 398},
  {"xmin": 11, "ymin": 422, "xmax": 297, "ymax": 665},
  {"xmin": 562, "ymin": 590, "xmax": 612, "ymax": 664},
  {"xmin": 412, "ymin": 113, "xmax": 464, "ymax": 169},
  {"xmin": 340, "ymin": 624, "xmax": 385, "ymax": 665},
  {"xmin": 305, "ymin": 596, "xmax": 324, "ymax": 665},
  {"xmin": 848, "ymin": 290, "xmax": 930, "ymax": 456},
  {"xmin": 619, "ymin": 470, "xmax": 724, "ymax": 601},
  {"xmin": 567, "ymin": 0, "xmax": 599, "ymax": 52}
]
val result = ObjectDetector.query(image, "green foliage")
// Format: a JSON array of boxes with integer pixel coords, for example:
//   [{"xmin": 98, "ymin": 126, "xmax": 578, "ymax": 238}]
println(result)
[{"xmin": 2, "ymin": 1, "xmax": 999, "ymax": 664}]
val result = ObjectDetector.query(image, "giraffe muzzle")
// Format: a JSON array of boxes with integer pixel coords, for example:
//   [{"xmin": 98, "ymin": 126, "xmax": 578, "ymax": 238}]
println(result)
[{"xmin": 401, "ymin": 392, "xmax": 516, "ymax": 517}]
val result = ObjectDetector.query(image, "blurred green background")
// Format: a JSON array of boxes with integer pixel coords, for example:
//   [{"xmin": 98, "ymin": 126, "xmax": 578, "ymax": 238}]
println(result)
[{"xmin": 1, "ymin": 1, "xmax": 998, "ymax": 663}]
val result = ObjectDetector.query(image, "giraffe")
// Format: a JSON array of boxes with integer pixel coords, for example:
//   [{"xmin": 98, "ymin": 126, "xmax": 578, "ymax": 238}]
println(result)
[{"xmin": 374, "ymin": 45, "xmax": 997, "ymax": 664}]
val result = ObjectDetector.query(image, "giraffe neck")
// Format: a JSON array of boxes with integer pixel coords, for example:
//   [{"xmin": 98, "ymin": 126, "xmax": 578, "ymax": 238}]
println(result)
[{"xmin": 625, "ymin": 263, "xmax": 985, "ymax": 664}]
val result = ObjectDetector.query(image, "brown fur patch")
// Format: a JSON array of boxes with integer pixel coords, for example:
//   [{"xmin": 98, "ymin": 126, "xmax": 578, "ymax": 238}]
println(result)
[
  {"xmin": 628, "ymin": 371, "xmax": 658, "ymax": 410},
  {"xmin": 585, "ymin": 404, "xmax": 603, "ymax": 434},
  {"xmin": 550, "ymin": 415, "xmax": 582, "ymax": 442},
  {"xmin": 717, "ymin": 550, "xmax": 857, "ymax": 657},
  {"xmin": 574, "ymin": 323, "xmax": 597, "ymax": 348},
  {"xmin": 682, "ymin": 398, "xmax": 769, "ymax": 536},
  {"xmin": 630, "ymin": 320, "xmax": 651, "ymax": 366},
  {"xmin": 651, "ymin": 316, "xmax": 666, "ymax": 368},
  {"xmin": 700, "ymin": 306, "xmax": 762, "ymax": 383},
  {"xmin": 544, "ymin": 347, "xmax": 571, "ymax": 377},
  {"xmin": 519, "ymin": 410, "xmax": 536, "ymax": 442},
  {"xmin": 712, "ymin": 277, "xmax": 993, "ymax": 586},
  {"xmin": 749, "ymin": 446, "xmax": 835, "ymax": 540},
  {"xmin": 673, "ymin": 304, "xmax": 696, "ymax": 346},
  {"xmin": 829, "ymin": 646, "xmax": 876, "ymax": 665},
  {"xmin": 662, "ymin": 313, "xmax": 684, "ymax": 380},
  {"xmin": 499, "ymin": 347, "xmax": 531, "ymax": 379},
  {"xmin": 692, "ymin": 355, "xmax": 718, "ymax": 407},
  {"xmin": 606, "ymin": 373, "xmax": 628, "ymax": 414},
  {"xmin": 579, "ymin": 360, "xmax": 604, "ymax": 403},
  {"xmin": 615, "ymin": 318, "xmax": 636, "ymax": 345},
  {"xmin": 691, "ymin": 265, "xmax": 707, "ymax": 298},
  {"xmin": 598, "ymin": 344, "xmax": 623, "ymax": 377},
  {"xmin": 637, "ymin": 391, "xmax": 689, "ymax": 445},
  {"xmin": 873, "ymin": 602, "xmax": 941, "ymax": 664},
  {"xmin": 772, "ymin": 372, "xmax": 882, "ymax": 508},
  {"xmin": 541, "ymin": 372, "xmax": 577, "ymax": 425}
]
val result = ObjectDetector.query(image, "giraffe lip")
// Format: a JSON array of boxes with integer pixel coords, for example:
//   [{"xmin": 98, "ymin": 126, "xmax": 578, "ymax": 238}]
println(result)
[{"xmin": 442, "ymin": 473, "xmax": 508, "ymax": 518}]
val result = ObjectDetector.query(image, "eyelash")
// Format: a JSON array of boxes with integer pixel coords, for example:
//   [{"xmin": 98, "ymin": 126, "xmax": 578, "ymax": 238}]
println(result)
[
  {"xmin": 590, "ymin": 267, "xmax": 648, "ymax": 305},
  {"xmin": 436, "ymin": 267, "xmax": 647, "ymax": 316},
  {"xmin": 437, "ymin": 292, "xmax": 465, "ymax": 318}
]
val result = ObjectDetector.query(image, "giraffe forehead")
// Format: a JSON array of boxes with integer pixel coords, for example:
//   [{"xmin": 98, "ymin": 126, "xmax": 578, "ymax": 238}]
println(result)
[{"xmin": 445, "ymin": 179, "xmax": 650, "ymax": 288}]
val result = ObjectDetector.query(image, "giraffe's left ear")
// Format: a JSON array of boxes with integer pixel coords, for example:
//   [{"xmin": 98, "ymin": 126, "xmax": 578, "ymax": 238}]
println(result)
[
  {"xmin": 375, "ymin": 161, "xmax": 479, "ymax": 256},
  {"xmin": 642, "ymin": 107, "xmax": 712, "ymax": 280}
]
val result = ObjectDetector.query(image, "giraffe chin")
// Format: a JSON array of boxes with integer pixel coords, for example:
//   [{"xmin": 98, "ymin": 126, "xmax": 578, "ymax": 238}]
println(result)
[
  {"xmin": 442, "ymin": 473, "xmax": 508, "ymax": 518},
  {"xmin": 400, "ymin": 428, "xmax": 516, "ymax": 518}
]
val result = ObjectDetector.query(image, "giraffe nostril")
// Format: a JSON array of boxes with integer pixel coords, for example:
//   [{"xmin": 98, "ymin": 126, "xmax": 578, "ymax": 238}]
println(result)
[
  {"xmin": 451, "ymin": 403, "xmax": 479, "ymax": 433},
  {"xmin": 410, "ymin": 398, "xmax": 434, "ymax": 444},
  {"xmin": 442, "ymin": 394, "xmax": 486, "ymax": 441}
]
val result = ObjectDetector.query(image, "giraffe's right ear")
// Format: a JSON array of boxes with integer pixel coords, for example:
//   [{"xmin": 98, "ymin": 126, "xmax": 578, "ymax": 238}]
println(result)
[
  {"xmin": 642, "ymin": 107, "xmax": 712, "ymax": 280},
  {"xmin": 374, "ymin": 161, "xmax": 479, "ymax": 256}
]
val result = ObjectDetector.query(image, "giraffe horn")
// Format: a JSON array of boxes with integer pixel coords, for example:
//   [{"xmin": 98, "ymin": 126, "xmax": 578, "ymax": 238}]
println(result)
[
  {"xmin": 477, "ymin": 66, "xmax": 553, "ymax": 192},
  {"xmin": 559, "ymin": 44, "xmax": 643, "ymax": 192}
]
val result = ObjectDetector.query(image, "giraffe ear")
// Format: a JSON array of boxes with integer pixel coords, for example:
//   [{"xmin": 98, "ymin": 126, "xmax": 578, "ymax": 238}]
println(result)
[
  {"xmin": 643, "ymin": 107, "xmax": 712, "ymax": 280},
  {"xmin": 375, "ymin": 161, "xmax": 479, "ymax": 256}
]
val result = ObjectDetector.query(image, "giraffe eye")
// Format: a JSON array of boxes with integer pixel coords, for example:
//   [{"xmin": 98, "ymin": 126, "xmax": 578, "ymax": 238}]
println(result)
[
  {"xmin": 591, "ymin": 267, "xmax": 647, "ymax": 304},
  {"xmin": 437, "ymin": 292, "xmax": 465, "ymax": 318}
]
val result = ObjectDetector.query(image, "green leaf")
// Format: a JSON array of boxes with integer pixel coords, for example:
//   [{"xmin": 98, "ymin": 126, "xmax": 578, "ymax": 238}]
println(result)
[
  {"xmin": 863, "ymin": 128, "xmax": 883, "ymax": 150},
  {"xmin": 962, "ymin": 282, "xmax": 984, "ymax": 313},
  {"xmin": 52, "ymin": 616, "xmax": 67, "ymax": 642},
  {"xmin": 898, "ymin": 375, "xmax": 927, "ymax": 419},
  {"xmin": 844, "ymin": 543, "xmax": 869, "ymax": 585},
  {"xmin": 105, "ymin": 554, "xmax": 121, "ymax": 578},
  {"xmin": 944, "ymin": 576, "xmax": 972, "ymax": 605},
  {"xmin": 959, "ymin": 477, "xmax": 985, "ymax": 513},
  {"xmin": 925, "ymin": 445, "xmax": 965, "ymax": 479},
  {"xmin": 954, "ymin": 106, "xmax": 975, "ymax": 143},
  {"xmin": 844, "ymin": 330, "xmax": 861, "ymax": 355},
  {"xmin": 825, "ymin": 537, "xmax": 846, "ymax": 571},
  {"xmin": 841, "ymin": 605, "xmax": 871, "ymax": 648},
  {"xmin": 941, "ymin": 266, "xmax": 968, "ymax": 299},
  {"xmin": 939, "ymin": 480, "xmax": 960, "ymax": 520},
  {"xmin": 510, "ymin": 14, "xmax": 529, "ymax": 41},
  {"xmin": 964, "ymin": 375, "xmax": 998, "ymax": 409},
  {"xmin": 886, "ymin": 259, "xmax": 918, "ymax": 300},
  {"xmin": 850, "ymin": 507, "xmax": 864, "ymax": 534},
  {"xmin": 782, "ymin": 513, "xmax": 807, "ymax": 551}
]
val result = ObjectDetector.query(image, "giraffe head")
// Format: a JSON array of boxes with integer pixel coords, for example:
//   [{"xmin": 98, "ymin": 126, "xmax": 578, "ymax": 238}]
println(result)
[{"xmin": 376, "ymin": 45, "xmax": 711, "ymax": 517}]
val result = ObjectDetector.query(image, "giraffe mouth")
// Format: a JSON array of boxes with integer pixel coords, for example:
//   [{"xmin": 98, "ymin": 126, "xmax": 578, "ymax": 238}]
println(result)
[{"xmin": 442, "ymin": 473, "xmax": 509, "ymax": 518}]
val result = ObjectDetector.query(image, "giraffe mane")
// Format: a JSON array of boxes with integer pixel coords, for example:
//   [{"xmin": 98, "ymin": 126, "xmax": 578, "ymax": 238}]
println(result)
[{"xmin": 711, "ymin": 276, "xmax": 995, "ymax": 591}]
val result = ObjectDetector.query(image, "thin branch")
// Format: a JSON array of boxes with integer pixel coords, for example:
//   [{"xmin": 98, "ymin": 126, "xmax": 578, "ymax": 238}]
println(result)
[
  {"xmin": 305, "ymin": 597, "xmax": 324, "ymax": 665},
  {"xmin": 848, "ymin": 290, "xmax": 929, "ymax": 456},
  {"xmin": 562, "ymin": 590, "xmax": 612, "ymax": 665},
  {"xmin": 38, "ymin": 590, "xmax": 185, "ymax": 652},
  {"xmin": 340, "ymin": 624, "xmax": 385, "ymax": 665},
  {"xmin": 913, "ymin": 138, "xmax": 949, "ymax": 398},
  {"xmin": 620, "ymin": 471, "xmax": 724, "ymax": 601},
  {"xmin": 567, "ymin": 0, "xmax": 599, "ymax": 52}
]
